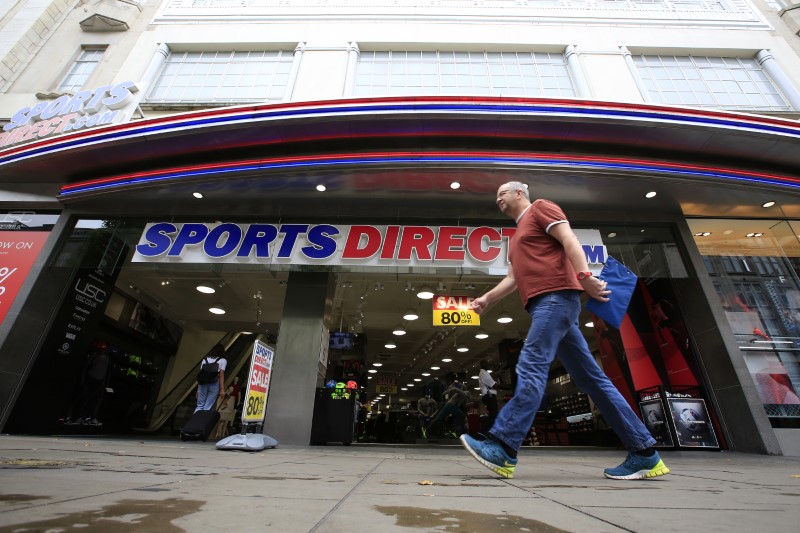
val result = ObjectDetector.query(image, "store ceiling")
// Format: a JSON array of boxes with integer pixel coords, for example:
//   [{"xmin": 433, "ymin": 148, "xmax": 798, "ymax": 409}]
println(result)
[{"xmin": 114, "ymin": 265, "xmax": 581, "ymax": 401}]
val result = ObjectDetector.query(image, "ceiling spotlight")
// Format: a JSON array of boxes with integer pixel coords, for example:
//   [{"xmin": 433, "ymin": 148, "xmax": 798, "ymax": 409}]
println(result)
[
  {"xmin": 368, "ymin": 369, "xmax": 377, "ymax": 373},
  {"xmin": 372, "ymin": 363, "xmax": 383, "ymax": 367},
  {"xmin": 403, "ymin": 308, "xmax": 419, "ymax": 321},
  {"xmin": 192, "ymin": 192, "xmax": 204, "ymax": 199},
  {"xmin": 441, "ymin": 358, "xmax": 452, "ymax": 363},
  {"xmin": 417, "ymin": 285, "xmax": 434, "ymax": 299},
  {"xmin": 762, "ymin": 201, "xmax": 775, "ymax": 208},
  {"xmin": 497, "ymin": 312, "xmax": 513, "ymax": 323},
  {"xmin": 413, "ymin": 378, "xmax": 421, "ymax": 382},
  {"xmin": 196, "ymin": 284, "xmax": 215, "ymax": 294},
  {"xmin": 474, "ymin": 329, "xmax": 489, "ymax": 339},
  {"xmin": 392, "ymin": 325, "xmax": 407, "ymax": 336},
  {"xmin": 456, "ymin": 345, "xmax": 469, "ymax": 352},
  {"xmin": 421, "ymin": 372, "xmax": 430, "ymax": 377},
  {"xmin": 645, "ymin": 191, "xmax": 657, "ymax": 198},
  {"xmin": 431, "ymin": 366, "xmax": 440, "ymax": 370},
  {"xmin": 209, "ymin": 302, "xmax": 226, "ymax": 315},
  {"xmin": 450, "ymin": 181, "xmax": 461, "ymax": 189},
  {"xmin": 316, "ymin": 184, "xmax": 326, "ymax": 192},
  {"xmin": 384, "ymin": 342, "xmax": 397, "ymax": 349}
]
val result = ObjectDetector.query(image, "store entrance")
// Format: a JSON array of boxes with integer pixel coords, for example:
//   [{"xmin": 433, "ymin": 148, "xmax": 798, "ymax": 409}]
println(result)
[{"xmin": 5, "ymin": 219, "xmax": 726, "ymax": 452}]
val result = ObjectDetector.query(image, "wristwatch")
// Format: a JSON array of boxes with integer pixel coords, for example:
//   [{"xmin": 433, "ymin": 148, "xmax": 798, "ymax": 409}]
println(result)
[{"xmin": 576, "ymin": 271, "xmax": 593, "ymax": 281}]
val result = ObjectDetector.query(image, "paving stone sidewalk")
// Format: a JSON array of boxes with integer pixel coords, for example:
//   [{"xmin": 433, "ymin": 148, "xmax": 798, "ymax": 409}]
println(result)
[{"xmin": 1, "ymin": 435, "xmax": 799, "ymax": 532}]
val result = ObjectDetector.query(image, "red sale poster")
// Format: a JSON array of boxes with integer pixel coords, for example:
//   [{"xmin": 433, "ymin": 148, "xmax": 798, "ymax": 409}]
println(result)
[{"xmin": 0, "ymin": 231, "xmax": 50, "ymax": 325}]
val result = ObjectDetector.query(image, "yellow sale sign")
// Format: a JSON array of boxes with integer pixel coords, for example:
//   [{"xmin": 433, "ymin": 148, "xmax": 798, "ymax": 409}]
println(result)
[{"xmin": 432, "ymin": 294, "xmax": 480, "ymax": 326}]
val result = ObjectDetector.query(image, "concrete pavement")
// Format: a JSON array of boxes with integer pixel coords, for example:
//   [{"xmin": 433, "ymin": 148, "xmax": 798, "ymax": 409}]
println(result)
[{"xmin": 0, "ymin": 434, "xmax": 799, "ymax": 532}]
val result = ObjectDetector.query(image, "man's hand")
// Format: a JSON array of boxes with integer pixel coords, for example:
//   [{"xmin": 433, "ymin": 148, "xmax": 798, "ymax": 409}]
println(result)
[
  {"xmin": 470, "ymin": 295, "xmax": 489, "ymax": 315},
  {"xmin": 581, "ymin": 276, "xmax": 611, "ymax": 302}
]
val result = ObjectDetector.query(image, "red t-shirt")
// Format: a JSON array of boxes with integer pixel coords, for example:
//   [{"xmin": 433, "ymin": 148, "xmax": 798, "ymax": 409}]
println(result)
[{"xmin": 509, "ymin": 199, "xmax": 582, "ymax": 306}]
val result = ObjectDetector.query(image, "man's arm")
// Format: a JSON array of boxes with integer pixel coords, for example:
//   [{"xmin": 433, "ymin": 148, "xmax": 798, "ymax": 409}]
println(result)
[
  {"xmin": 470, "ymin": 269, "xmax": 517, "ymax": 315},
  {"xmin": 549, "ymin": 222, "xmax": 610, "ymax": 302}
]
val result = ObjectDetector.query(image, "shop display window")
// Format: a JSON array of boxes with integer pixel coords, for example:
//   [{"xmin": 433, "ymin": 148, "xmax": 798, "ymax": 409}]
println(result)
[{"xmin": 689, "ymin": 219, "xmax": 800, "ymax": 426}]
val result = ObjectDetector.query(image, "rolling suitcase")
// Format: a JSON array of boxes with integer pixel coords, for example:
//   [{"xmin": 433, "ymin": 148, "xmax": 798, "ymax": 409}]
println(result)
[{"xmin": 181, "ymin": 409, "xmax": 220, "ymax": 441}]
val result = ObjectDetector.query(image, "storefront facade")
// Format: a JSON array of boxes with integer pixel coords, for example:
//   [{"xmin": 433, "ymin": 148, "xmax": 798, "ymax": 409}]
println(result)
[{"xmin": 1, "ymin": 1, "xmax": 799, "ymax": 453}]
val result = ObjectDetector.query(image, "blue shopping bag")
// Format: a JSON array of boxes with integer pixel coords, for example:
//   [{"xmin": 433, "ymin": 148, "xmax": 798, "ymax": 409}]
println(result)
[{"xmin": 585, "ymin": 256, "xmax": 637, "ymax": 329}]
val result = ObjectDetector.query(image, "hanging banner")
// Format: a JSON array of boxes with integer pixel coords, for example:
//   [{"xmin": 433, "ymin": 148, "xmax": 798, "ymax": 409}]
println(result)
[
  {"xmin": 432, "ymin": 294, "xmax": 480, "ymax": 326},
  {"xmin": 241, "ymin": 340, "xmax": 274, "ymax": 425}
]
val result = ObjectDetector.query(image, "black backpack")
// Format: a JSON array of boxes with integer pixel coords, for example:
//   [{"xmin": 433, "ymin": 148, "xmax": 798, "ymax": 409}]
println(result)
[{"xmin": 196, "ymin": 356, "xmax": 220, "ymax": 384}]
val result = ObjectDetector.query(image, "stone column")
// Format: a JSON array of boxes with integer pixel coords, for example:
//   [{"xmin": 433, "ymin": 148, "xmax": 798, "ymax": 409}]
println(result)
[{"xmin": 263, "ymin": 271, "xmax": 334, "ymax": 445}]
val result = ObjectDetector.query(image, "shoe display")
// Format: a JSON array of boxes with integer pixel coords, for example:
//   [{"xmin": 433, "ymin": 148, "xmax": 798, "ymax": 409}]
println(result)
[
  {"xmin": 603, "ymin": 451, "xmax": 670, "ymax": 480},
  {"xmin": 459, "ymin": 434, "xmax": 517, "ymax": 479}
]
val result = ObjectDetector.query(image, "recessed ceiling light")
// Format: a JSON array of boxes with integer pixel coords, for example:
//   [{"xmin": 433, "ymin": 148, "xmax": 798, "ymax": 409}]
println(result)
[
  {"xmin": 497, "ymin": 312, "xmax": 513, "ymax": 323},
  {"xmin": 475, "ymin": 329, "xmax": 489, "ymax": 339},
  {"xmin": 196, "ymin": 285, "xmax": 215, "ymax": 294},
  {"xmin": 368, "ymin": 369, "xmax": 377, "ymax": 373},
  {"xmin": 192, "ymin": 192, "xmax": 204, "ymax": 199},
  {"xmin": 471, "ymin": 375, "xmax": 479, "ymax": 380},
  {"xmin": 401, "ymin": 387, "xmax": 407, "ymax": 391},
  {"xmin": 645, "ymin": 191, "xmax": 657, "ymax": 198},
  {"xmin": 456, "ymin": 346, "xmax": 469, "ymax": 352},
  {"xmin": 416, "ymin": 285, "xmax": 434, "ymax": 299},
  {"xmin": 384, "ymin": 342, "xmax": 397, "ymax": 349},
  {"xmin": 209, "ymin": 302, "xmax": 226, "ymax": 315},
  {"xmin": 403, "ymin": 308, "xmax": 419, "ymax": 320},
  {"xmin": 762, "ymin": 201, "xmax": 775, "ymax": 208},
  {"xmin": 607, "ymin": 232, "xmax": 617, "ymax": 238},
  {"xmin": 372, "ymin": 363, "xmax": 382, "ymax": 367},
  {"xmin": 431, "ymin": 366, "xmax": 440, "ymax": 370},
  {"xmin": 422, "ymin": 372, "xmax": 430, "ymax": 377},
  {"xmin": 441, "ymin": 358, "xmax": 452, "ymax": 363},
  {"xmin": 585, "ymin": 322, "xmax": 594, "ymax": 328},
  {"xmin": 316, "ymin": 184, "xmax": 326, "ymax": 192},
  {"xmin": 450, "ymin": 181, "xmax": 461, "ymax": 189},
  {"xmin": 413, "ymin": 378, "xmax": 421, "ymax": 382}
]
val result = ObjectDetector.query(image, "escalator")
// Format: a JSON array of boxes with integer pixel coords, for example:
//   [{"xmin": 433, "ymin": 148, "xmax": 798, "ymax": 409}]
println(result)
[{"xmin": 135, "ymin": 331, "xmax": 263, "ymax": 434}]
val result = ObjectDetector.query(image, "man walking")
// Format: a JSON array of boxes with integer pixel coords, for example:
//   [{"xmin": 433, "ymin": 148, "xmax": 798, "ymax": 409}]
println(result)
[{"xmin": 461, "ymin": 181, "xmax": 669, "ymax": 481}]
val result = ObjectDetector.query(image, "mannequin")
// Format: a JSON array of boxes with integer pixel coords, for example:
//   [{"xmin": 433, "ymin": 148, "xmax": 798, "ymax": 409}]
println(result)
[{"xmin": 425, "ymin": 376, "xmax": 446, "ymax": 404}]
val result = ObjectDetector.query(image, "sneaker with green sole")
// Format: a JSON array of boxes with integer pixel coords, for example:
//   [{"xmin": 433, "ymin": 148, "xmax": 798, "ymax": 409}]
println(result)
[
  {"xmin": 603, "ymin": 451, "xmax": 670, "ymax": 480},
  {"xmin": 460, "ymin": 434, "xmax": 517, "ymax": 479}
]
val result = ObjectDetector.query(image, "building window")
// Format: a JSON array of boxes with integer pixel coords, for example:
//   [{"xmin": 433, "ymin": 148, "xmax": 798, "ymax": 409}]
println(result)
[
  {"xmin": 58, "ymin": 48, "xmax": 105, "ymax": 93},
  {"xmin": 147, "ymin": 50, "xmax": 294, "ymax": 104},
  {"xmin": 354, "ymin": 50, "xmax": 576, "ymax": 97},
  {"xmin": 633, "ymin": 55, "xmax": 791, "ymax": 111}
]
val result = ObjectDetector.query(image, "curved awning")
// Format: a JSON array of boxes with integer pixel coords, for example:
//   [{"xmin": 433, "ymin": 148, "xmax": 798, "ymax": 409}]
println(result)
[{"xmin": 2, "ymin": 96, "xmax": 799, "ymax": 219}]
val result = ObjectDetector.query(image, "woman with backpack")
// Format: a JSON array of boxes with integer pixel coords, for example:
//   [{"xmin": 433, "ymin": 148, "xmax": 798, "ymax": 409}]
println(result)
[{"xmin": 195, "ymin": 343, "xmax": 227, "ymax": 413}]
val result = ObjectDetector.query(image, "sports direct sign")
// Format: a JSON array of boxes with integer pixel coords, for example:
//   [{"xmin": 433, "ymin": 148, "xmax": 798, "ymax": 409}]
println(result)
[
  {"xmin": 0, "ymin": 81, "xmax": 139, "ymax": 148},
  {"xmin": 133, "ymin": 222, "xmax": 607, "ymax": 271}
]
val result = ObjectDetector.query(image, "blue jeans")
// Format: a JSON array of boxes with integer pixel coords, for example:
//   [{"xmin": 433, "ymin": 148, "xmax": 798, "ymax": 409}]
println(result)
[
  {"xmin": 195, "ymin": 381, "xmax": 220, "ymax": 413},
  {"xmin": 490, "ymin": 290, "xmax": 656, "ymax": 452}
]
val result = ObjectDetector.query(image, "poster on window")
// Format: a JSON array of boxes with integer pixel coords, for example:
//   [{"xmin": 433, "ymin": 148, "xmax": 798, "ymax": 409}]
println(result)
[
  {"xmin": 667, "ymin": 398, "xmax": 719, "ymax": 448},
  {"xmin": 639, "ymin": 399, "xmax": 674, "ymax": 448},
  {"xmin": 0, "ymin": 231, "xmax": 50, "ymax": 325}
]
